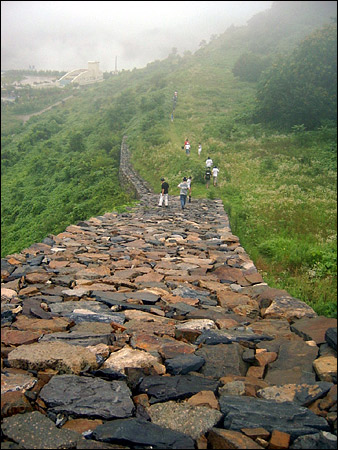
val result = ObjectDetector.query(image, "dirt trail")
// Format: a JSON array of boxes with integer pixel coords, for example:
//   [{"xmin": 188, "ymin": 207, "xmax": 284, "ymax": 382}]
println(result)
[{"xmin": 17, "ymin": 95, "xmax": 73, "ymax": 123}]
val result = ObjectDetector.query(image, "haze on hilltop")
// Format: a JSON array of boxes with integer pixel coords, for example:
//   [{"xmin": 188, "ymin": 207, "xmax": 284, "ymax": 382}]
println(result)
[{"xmin": 1, "ymin": 1, "xmax": 273, "ymax": 72}]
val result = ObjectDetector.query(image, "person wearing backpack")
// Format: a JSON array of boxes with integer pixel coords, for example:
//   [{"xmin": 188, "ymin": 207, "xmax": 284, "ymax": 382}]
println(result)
[{"xmin": 204, "ymin": 167, "xmax": 211, "ymax": 189}]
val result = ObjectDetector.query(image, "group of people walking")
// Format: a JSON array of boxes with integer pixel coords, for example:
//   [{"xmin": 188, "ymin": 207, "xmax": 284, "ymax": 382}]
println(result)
[
  {"xmin": 204, "ymin": 156, "xmax": 219, "ymax": 188},
  {"xmin": 159, "ymin": 176, "xmax": 192, "ymax": 210},
  {"xmin": 159, "ymin": 145, "xmax": 220, "ymax": 209},
  {"xmin": 183, "ymin": 138, "xmax": 203, "ymax": 158},
  {"xmin": 158, "ymin": 134, "xmax": 222, "ymax": 209}
]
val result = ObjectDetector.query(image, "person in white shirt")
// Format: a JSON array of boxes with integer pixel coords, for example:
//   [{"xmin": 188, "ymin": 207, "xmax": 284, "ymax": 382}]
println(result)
[
  {"xmin": 187, "ymin": 176, "xmax": 192, "ymax": 203},
  {"xmin": 205, "ymin": 157, "xmax": 213, "ymax": 168},
  {"xmin": 212, "ymin": 166, "xmax": 219, "ymax": 186},
  {"xmin": 177, "ymin": 177, "xmax": 189, "ymax": 209},
  {"xmin": 184, "ymin": 139, "xmax": 191, "ymax": 156},
  {"xmin": 198, "ymin": 143, "xmax": 202, "ymax": 157}
]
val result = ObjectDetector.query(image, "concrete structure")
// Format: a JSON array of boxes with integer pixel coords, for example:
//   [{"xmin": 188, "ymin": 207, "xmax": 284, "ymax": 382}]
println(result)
[{"xmin": 57, "ymin": 61, "xmax": 104, "ymax": 86}]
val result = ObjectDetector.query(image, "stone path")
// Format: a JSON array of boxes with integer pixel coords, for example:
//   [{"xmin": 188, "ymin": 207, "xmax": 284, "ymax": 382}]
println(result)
[{"xmin": 1, "ymin": 138, "xmax": 337, "ymax": 449}]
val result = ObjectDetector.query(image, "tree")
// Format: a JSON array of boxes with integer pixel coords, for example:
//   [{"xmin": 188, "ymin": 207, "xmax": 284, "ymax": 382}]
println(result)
[
  {"xmin": 68, "ymin": 131, "xmax": 85, "ymax": 152},
  {"xmin": 255, "ymin": 23, "xmax": 337, "ymax": 130},
  {"xmin": 232, "ymin": 53, "xmax": 272, "ymax": 82}
]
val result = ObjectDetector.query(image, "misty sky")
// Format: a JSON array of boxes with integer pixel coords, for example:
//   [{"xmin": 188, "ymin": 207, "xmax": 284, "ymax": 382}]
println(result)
[{"xmin": 1, "ymin": 1, "xmax": 273, "ymax": 72}]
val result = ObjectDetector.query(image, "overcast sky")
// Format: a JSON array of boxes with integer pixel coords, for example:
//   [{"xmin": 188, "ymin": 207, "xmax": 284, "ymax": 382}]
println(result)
[{"xmin": 1, "ymin": 1, "xmax": 273, "ymax": 72}]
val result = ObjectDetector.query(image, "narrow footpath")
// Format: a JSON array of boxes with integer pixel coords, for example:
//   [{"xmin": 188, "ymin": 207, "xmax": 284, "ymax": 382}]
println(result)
[
  {"xmin": 17, "ymin": 95, "xmax": 74, "ymax": 124},
  {"xmin": 1, "ymin": 139, "xmax": 337, "ymax": 449}
]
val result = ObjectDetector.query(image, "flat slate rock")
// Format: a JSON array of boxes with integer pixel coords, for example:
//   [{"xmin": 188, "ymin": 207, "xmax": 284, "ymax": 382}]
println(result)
[
  {"xmin": 39, "ymin": 331, "xmax": 114, "ymax": 346},
  {"xmin": 325, "ymin": 327, "xmax": 337, "ymax": 351},
  {"xmin": 1, "ymin": 410, "xmax": 81, "ymax": 449},
  {"xmin": 219, "ymin": 394, "xmax": 330, "ymax": 439},
  {"xmin": 290, "ymin": 431, "xmax": 337, "ymax": 449},
  {"xmin": 290, "ymin": 317, "xmax": 337, "ymax": 345},
  {"xmin": 164, "ymin": 354, "xmax": 205, "ymax": 375},
  {"xmin": 194, "ymin": 328, "xmax": 273, "ymax": 345},
  {"xmin": 92, "ymin": 417, "xmax": 195, "ymax": 449},
  {"xmin": 264, "ymin": 338, "xmax": 319, "ymax": 385},
  {"xmin": 39, "ymin": 374, "xmax": 134, "ymax": 419},
  {"xmin": 138, "ymin": 374, "xmax": 219, "ymax": 403},
  {"xmin": 195, "ymin": 343, "xmax": 247, "ymax": 379}
]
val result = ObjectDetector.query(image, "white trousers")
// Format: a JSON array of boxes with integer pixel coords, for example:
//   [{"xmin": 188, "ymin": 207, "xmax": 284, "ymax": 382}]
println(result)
[{"xmin": 159, "ymin": 193, "xmax": 169, "ymax": 206}]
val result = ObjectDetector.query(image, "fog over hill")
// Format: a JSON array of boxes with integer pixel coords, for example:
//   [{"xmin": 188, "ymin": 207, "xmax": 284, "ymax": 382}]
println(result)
[{"xmin": 1, "ymin": 1, "xmax": 274, "ymax": 72}]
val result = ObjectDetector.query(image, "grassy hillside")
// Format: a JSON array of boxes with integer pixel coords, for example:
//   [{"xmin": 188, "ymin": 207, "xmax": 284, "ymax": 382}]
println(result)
[{"xmin": 1, "ymin": 2, "xmax": 336, "ymax": 317}]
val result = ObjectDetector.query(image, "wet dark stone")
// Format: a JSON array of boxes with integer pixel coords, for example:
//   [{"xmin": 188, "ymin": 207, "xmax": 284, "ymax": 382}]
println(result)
[
  {"xmin": 39, "ymin": 374, "xmax": 134, "ymax": 419},
  {"xmin": 1, "ymin": 309, "xmax": 15, "ymax": 326},
  {"xmin": 219, "ymin": 395, "xmax": 330, "ymax": 440},
  {"xmin": 90, "ymin": 368, "xmax": 127, "ymax": 381},
  {"xmin": 27, "ymin": 255, "xmax": 44, "ymax": 266},
  {"xmin": 7, "ymin": 265, "xmax": 36, "ymax": 281},
  {"xmin": 196, "ymin": 343, "xmax": 247, "ymax": 379},
  {"xmin": 194, "ymin": 330, "xmax": 232, "ymax": 345},
  {"xmin": 164, "ymin": 354, "xmax": 205, "ymax": 375},
  {"xmin": 172, "ymin": 286, "xmax": 210, "ymax": 301},
  {"xmin": 264, "ymin": 339, "xmax": 319, "ymax": 385},
  {"xmin": 290, "ymin": 431, "xmax": 337, "ymax": 449},
  {"xmin": 68, "ymin": 312, "xmax": 125, "ymax": 325},
  {"xmin": 76, "ymin": 438, "xmax": 130, "ymax": 449},
  {"xmin": 1, "ymin": 259, "xmax": 16, "ymax": 275},
  {"xmin": 125, "ymin": 291, "xmax": 160, "ymax": 304},
  {"xmin": 21, "ymin": 297, "xmax": 53, "ymax": 319},
  {"xmin": 194, "ymin": 329, "xmax": 273, "ymax": 345},
  {"xmin": 42, "ymin": 237, "xmax": 55, "ymax": 246},
  {"xmin": 39, "ymin": 331, "xmax": 114, "ymax": 346},
  {"xmin": 92, "ymin": 417, "xmax": 195, "ymax": 449},
  {"xmin": 91, "ymin": 291, "xmax": 162, "ymax": 313},
  {"xmin": 198, "ymin": 297, "xmax": 218, "ymax": 306},
  {"xmin": 138, "ymin": 374, "xmax": 219, "ymax": 403},
  {"xmin": 325, "ymin": 327, "xmax": 337, "ymax": 351}
]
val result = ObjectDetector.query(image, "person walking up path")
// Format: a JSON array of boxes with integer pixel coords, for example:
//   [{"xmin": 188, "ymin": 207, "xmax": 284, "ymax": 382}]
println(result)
[
  {"xmin": 177, "ymin": 177, "xmax": 189, "ymax": 209},
  {"xmin": 205, "ymin": 156, "xmax": 213, "ymax": 168},
  {"xmin": 187, "ymin": 176, "xmax": 192, "ymax": 203},
  {"xmin": 184, "ymin": 139, "xmax": 191, "ymax": 156},
  {"xmin": 212, "ymin": 166, "xmax": 219, "ymax": 186},
  {"xmin": 204, "ymin": 167, "xmax": 212, "ymax": 189},
  {"xmin": 198, "ymin": 143, "xmax": 202, "ymax": 157},
  {"xmin": 158, "ymin": 177, "xmax": 169, "ymax": 207}
]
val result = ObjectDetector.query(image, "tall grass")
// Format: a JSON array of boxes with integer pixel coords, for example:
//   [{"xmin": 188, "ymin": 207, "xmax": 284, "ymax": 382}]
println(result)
[{"xmin": 126, "ymin": 54, "xmax": 336, "ymax": 317}]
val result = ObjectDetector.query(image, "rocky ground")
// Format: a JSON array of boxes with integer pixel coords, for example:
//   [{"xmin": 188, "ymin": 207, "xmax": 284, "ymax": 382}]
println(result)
[{"xmin": 1, "ymin": 140, "xmax": 337, "ymax": 449}]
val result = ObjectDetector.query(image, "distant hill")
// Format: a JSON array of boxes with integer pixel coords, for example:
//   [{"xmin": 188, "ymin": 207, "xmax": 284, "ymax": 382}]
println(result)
[{"xmin": 205, "ymin": 0, "xmax": 336, "ymax": 56}]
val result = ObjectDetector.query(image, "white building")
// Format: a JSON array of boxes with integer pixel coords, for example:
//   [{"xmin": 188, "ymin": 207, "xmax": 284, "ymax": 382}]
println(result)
[{"xmin": 57, "ymin": 61, "xmax": 104, "ymax": 86}]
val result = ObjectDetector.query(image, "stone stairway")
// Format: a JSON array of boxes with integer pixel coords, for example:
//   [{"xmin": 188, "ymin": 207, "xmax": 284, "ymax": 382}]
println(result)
[{"xmin": 1, "ymin": 138, "xmax": 337, "ymax": 449}]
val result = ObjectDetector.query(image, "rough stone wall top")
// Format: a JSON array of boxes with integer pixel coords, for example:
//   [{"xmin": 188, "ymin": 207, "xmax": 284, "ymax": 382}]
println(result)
[{"xmin": 1, "ymin": 137, "xmax": 336, "ymax": 449}]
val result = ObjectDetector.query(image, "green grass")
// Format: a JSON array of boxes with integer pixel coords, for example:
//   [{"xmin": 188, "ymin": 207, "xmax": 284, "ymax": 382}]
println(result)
[{"xmin": 1, "ymin": 16, "xmax": 336, "ymax": 317}]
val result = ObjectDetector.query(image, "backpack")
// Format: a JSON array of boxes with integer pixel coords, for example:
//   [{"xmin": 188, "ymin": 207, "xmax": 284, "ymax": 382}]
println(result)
[{"xmin": 205, "ymin": 169, "xmax": 211, "ymax": 180}]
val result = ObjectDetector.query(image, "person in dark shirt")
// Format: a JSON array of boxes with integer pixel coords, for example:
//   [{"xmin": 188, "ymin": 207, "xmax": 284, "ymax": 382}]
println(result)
[
  {"xmin": 204, "ymin": 168, "xmax": 211, "ymax": 189},
  {"xmin": 158, "ymin": 177, "xmax": 169, "ymax": 207}
]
